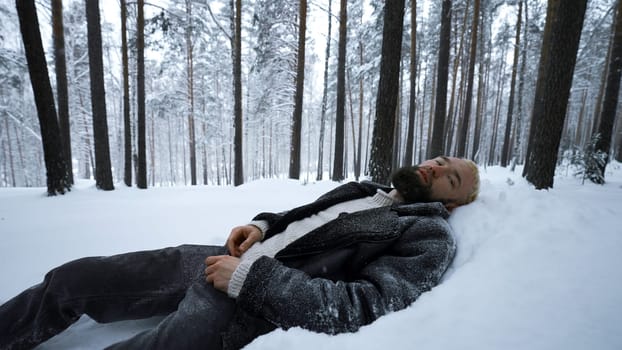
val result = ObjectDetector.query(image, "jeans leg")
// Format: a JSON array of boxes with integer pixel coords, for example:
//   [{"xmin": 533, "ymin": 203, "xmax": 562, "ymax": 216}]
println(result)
[
  {"xmin": 0, "ymin": 244, "xmax": 223, "ymax": 350},
  {"xmin": 106, "ymin": 281, "xmax": 236, "ymax": 350}
]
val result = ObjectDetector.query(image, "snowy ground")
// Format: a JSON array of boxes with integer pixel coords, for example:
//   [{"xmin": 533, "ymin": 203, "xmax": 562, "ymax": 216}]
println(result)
[{"xmin": 1, "ymin": 163, "xmax": 621, "ymax": 350}]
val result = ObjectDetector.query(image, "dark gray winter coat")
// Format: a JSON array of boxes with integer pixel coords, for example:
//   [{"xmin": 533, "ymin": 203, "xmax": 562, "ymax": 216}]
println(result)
[{"xmin": 221, "ymin": 181, "xmax": 456, "ymax": 349}]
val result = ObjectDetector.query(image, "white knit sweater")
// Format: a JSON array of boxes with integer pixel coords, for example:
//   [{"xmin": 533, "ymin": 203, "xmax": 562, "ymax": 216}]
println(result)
[{"xmin": 227, "ymin": 189, "xmax": 399, "ymax": 298}]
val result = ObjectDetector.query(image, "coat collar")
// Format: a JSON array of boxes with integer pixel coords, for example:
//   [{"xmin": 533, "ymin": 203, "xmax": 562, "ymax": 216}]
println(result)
[{"xmin": 391, "ymin": 201, "xmax": 450, "ymax": 219}]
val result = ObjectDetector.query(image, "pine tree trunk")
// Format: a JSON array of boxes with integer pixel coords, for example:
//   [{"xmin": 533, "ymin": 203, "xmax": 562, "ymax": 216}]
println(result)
[
  {"xmin": 523, "ymin": 0, "xmax": 587, "ymax": 189},
  {"xmin": 364, "ymin": 98, "xmax": 372, "ymax": 174},
  {"xmin": 316, "ymin": 4, "xmax": 332, "ymax": 181},
  {"xmin": 347, "ymin": 69, "xmax": 357, "ymax": 177},
  {"xmin": 316, "ymin": 0, "xmax": 332, "ymax": 181},
  {"xmin": 418, "ymin": 67, "xmax": 427, "ymax": 163},
  {"xmin": 595, "ymin": 0, "xmax": 622, "ymax": 178},
  {"xmin": 513, "ymin": 0, "xmax": 528, "ymax": 167},
  {"xmin": 233, "ymin": 0, "xmax": 244, "ymax": 185},
  {"xmin": 149, "ymin": 111, "xmax": 155, "ymax": 186},
  {"xmin": 489, "ymin": 50, "xmax": 507, "ymax": 165},
  {"xmin": 86, "ymin": 0, "xmax": 114, "ymax": 190},
  {"xmin": 445, "ymin": 1, "xmax": 469, "ymax": 156},
  {"xmin": 289, "ymin": 0, "xmax": 307, "ymax": 179},
  {"xmin": 616, "ymin": 120, "xmax": 622, "ymax": 162},
  {"xmin": 403, "ymin": 0, "xmax": 417, "ymax": 167},
  {"xmin": 575, "ymin": 89, "xmax": 588, "ymax": 147},
  {"xmin": 428, "ymin": 0, "xmax": 452, "ymax": 158},
  {"xmin": 52, "ymin": 0, "xmax": 73, "ymax": 185},
  {"xmin": 120, "ymin": 0, "xmax": 132, "ymax": 187},
  {"xmin": 356, "ymin": 42, "xmax": 364, "ymax": 179},
  {"xmin": 3, "ymin": 117, "xmax": 16, "ymax": 187},
  {"xmin": 332, "ymin": 0, "xmax": 347, "ymax": 181},
  {"xmin": 500, "ymin": 1, "xmax": 523, "ymax": 167},
  {"xmin": 16, "ymin": 0, "xmax": 71, "ymax": 195},
  {"xmin": 136, "ymin": 0, "xmax": 147, "ymax": 189},
  {"xmin": 202, "ymin": 83, "xmax": 208, "ymax": 185},
  {"xmin": 369, "ymin": 0, "xmax": 405, "ymax": 184},
  {"xmin": 456, "ymin": 0, "xmax": 480, "ymax": 158},
  {"xmin": 592, "ymin": 16, "xmax": 616, "ymax": 135},
  {"xmin": 186, "ymin": 0, "xmax": 197, "ymax": 185},
  {"xmin": 471, "ymin": 21, "xmax": 489, "ymax": 161}
]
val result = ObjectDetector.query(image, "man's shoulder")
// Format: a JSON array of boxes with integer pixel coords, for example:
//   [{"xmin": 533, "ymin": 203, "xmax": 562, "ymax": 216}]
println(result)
[{"xmin": 317, "ymin": 180, "xmax": 391, "ymax": 201}]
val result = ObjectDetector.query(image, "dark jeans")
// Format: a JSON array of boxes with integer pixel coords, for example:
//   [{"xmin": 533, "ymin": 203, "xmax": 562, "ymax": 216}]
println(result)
[{"xmin": 0, "ymin": 245, "xmax": 236, "ymax": 350}]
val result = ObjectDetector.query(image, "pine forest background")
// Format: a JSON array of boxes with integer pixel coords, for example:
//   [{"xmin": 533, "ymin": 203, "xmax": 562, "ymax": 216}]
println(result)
[{"xmin": 1, "ymin": 0, "xmax": 621, "ymax": 193}]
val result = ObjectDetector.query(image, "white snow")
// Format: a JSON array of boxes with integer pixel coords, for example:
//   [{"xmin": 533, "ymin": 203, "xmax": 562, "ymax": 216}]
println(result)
[{"xmin": 1, "ymin": 164, "xmax": 621, "ymax": 350}]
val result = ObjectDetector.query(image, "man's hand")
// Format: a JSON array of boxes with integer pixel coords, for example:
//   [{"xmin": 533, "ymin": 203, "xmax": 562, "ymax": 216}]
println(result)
[
  {"xmin": 205, "ymin": 255, "xmax": 240, "ymax": 293},
  {"xmin": 226, "ymin": 225, "xmax": 262, "ymax": 257}
]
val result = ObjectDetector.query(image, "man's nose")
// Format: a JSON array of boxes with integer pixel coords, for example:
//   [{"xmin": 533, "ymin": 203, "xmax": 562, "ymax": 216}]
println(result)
[{"xmin": 430, "ymin": 164, "xmax": 446, "ymax": 178}]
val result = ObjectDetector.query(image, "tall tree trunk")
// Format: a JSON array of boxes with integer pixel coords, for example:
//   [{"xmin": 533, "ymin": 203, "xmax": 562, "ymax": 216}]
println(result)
[
  {"xmin": 356, "ymin": 41, "xmax": 364, "ymax": 180},
  {"xmin": 500, "ymin": 0, "xmax": 523, "ymax": 167},
  {"xmin": 2, "ymin": 117, "xmax": 16, "ymax": 187},
  {"xmin": 186, "ymin": 0, "xmax": 197, "ymax": 185},
  {"xmin": 489, "ymin": 49, "xmax": 507, "ymax": 165},
  {"xmin": 592, "ymin": 15, "xmax": 616, "ymax": 136},
  {"xmin": 86, "ymin": 0, "xmax": 114, "ymax": 190},
  {"xmin": 347, "ymin": 68, "xmax": 357, "ymax": 177},
  {"xmin": 403, "ymin": 0, "xmax": 417, "ymax": 167},
  {"xmin": 233, "ymin": 0, "xmax": 244, "ymax": 186},
  {"xmin": 364, "ymin": 97, "xmax": 372, "ymax": 174},
  {"xmin": 149, "ymin": 111, "xmax": 155, "ymax": 186},
  {"xmin": 202, "ymin": 79, "xmax": 208, "ymax": 185},
  {"xmin": 575, "ymin": 89, "xmax": 588, "ymax": 147},
  {"xmin": 523, "ymin": 0, "xmax": 587, "ymax": 189},
  {"xmin": 392, "ymin": 88, "xmax": 401, "ymax": 169},
  {"xmin": 428, "ymin": 0, "xmax": 452, "ymax": 158},
  {"xmin": 52, "ymin": 0, "xmax": 73, "ymax": 185},
  {"xmin": 316, "ymin": 0, "xmax": 332, "ymax": 181},
  {"xmin": 595, "ymin": 0, "xmax": 622, "ymax": 179},
  {"xmin": 332, "ymin": 0, "xmax": 347, "ymax": 181},
  {"xmin": 121, "ymin": 0, "xmax": 131, "ymax": 186},
  {"xmin": 472, "ymin": 19, "xmax": 489, "ymax": 161},
  {"xmin": 418, "ymin": 66, "xmax": 427, "ymax": 163},
  {"xmin": 369, "ymin": 0, "xmax": 405, "ymax": 184},
  {"xmin": 17, "ymin": 0, "xmax": 70, "ymax": 195},
  {"xmin": 445, "ymin": 1, "xmax": 469, "ymax": 156},
  {"xmin": 513, "ymin": 0, "xmax": 528, "ymax": 168},
  {"xmin": 136, "ymin": 0, "xmax": 147, "ymax": 189},
  {"xmin": 289, "ymin": 0, "xmax": 307, "ymax": 179},
  {"xmin": 456, "ymin": 0, "xmax": 480, "ymax": 158}
]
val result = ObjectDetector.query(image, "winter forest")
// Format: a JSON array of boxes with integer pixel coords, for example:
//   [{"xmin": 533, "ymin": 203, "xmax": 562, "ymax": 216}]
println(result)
[{"xmin": 0, "ymin": 0, "xmax": 621, "ymax": 194}]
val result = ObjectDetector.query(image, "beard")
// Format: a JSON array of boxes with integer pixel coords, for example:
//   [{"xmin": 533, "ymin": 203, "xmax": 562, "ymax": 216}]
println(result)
[{"xmin": 391, "ymin": 165, "xmax": 433, "ymax": 203}]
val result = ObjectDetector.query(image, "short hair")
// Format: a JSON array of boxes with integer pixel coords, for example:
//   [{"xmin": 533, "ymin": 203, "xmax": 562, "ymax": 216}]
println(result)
[{"xmin": 462, "ymin": 159, "xmax": 480, "ymax": 205}]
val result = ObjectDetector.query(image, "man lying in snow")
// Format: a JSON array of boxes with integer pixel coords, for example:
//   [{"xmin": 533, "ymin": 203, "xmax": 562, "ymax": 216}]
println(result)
[{"xmin": 0, "ymin": 156, "xmax": 479, "ymax": 350}]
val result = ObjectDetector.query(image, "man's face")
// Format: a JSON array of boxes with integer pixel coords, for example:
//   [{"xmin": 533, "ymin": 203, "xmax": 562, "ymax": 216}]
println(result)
[{"xmin": 391, "ymin": 156, "xmax": 476, "ymax": 210}]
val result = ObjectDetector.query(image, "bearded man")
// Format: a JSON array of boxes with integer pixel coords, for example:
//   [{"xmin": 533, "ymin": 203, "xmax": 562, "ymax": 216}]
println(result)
[{"xmin": 0, "ymin": 156, "xmax": 479, "ymax": 350}]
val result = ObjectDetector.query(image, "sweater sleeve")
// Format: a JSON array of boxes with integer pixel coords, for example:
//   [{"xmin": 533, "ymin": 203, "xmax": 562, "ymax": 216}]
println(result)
[
  {"xmin": 228, "ymin": 258, "xmax": 253, "ymax": 298},
  {"xmin": 248, "ymin": 220, "xmax": 270, "ymax": 240},
  {"xmin": 235, "ymin": 216, "xmax": 456, "ymax": 334},
  {"xmin": 226, "ymin": 219, "xmax": 270, "ymax": 298}
]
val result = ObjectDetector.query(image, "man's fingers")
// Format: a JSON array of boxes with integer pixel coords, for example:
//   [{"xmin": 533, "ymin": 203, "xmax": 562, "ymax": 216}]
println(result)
[
  {"xmin": 226, "ymin": 226, "xmax": 249, "ymax": 256},
  {"xmin": 205, "ymin": 255, "xmax": 224, "ymax": 266},
  {"xmin": 226, "ymin": 241, "xmax": 240, "ymax": 257},
  {"xmin": 204, "ymin": 255, "xmax": 239, "ymax": 292},
  {"xmin": 239, "ymin": 238, "xmax": 250, "ymax": 252},
  {"xmin": 239, "ymin": 230, "xmax": 261, "ymax": 253},
  {"xmin": 204, "ymin": 256, "xmax": 221, "ymax": 282}
]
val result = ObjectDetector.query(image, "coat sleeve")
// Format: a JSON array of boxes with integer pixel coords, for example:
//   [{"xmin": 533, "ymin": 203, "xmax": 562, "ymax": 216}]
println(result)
[{"xmin": 235, "ymin": 216, "xmax": 456, "ymax": 334}]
